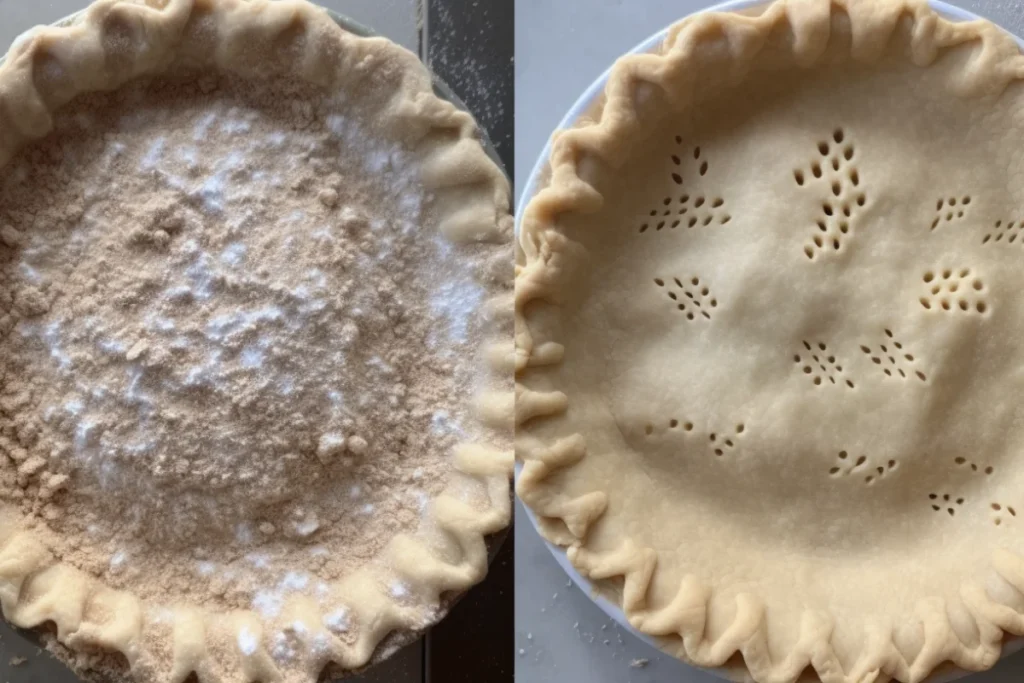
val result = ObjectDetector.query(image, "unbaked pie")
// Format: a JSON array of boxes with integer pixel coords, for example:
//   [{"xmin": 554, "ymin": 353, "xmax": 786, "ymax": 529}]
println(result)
[
  {"xmin": 0, "ymin": 0, "xmax": 512, "ymax": 681},
  {"xmin": 516, "ymin": 1, "xmax": 1024, "ymax": 682}
]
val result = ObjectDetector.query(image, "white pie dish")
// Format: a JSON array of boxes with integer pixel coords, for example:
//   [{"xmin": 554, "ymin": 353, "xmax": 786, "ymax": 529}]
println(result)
[{"xmin": 514, "ymin": 1, "xmax": 1024, "ymax": 681}]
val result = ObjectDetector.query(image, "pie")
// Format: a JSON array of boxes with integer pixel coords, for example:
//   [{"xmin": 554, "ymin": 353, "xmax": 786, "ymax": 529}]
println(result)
[
  {"xmin": 515, "ymin": 1, "xmax": 1024, "ymax": 681},
  {"xmin": 0, "ymin": 0, "xmax": 513, "ymax": 681}
]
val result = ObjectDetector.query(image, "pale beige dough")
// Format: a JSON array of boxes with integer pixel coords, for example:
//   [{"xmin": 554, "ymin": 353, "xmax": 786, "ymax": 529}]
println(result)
[
  {"xmin": 0, "ymin": 1, "xmax": 514, "ymax": 682},
  {"xmin": 517, "ymin": 1, "xmax": 1024, "ymax": 682}
]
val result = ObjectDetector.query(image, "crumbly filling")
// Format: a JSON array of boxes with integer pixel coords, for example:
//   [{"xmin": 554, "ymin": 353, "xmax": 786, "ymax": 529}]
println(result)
[{"xmin": 0, "ymin": 72, "xmax": 486, "ymax": 613}]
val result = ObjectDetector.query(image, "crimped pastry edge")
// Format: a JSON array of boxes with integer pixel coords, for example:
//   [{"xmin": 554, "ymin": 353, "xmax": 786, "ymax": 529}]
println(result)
[
  {"xmin": 0, "ymin": 1, "xmax": 514, "ymax": 682},
  {"xmin": 514, "ymin": 2, "xmax": 1024, "ymax": 682}
]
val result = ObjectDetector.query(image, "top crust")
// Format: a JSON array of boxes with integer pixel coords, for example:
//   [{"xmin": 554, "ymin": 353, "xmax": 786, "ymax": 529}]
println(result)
[{"xmin": 516, "ymin": 2, "xmax": 1024, "ymax": 683}]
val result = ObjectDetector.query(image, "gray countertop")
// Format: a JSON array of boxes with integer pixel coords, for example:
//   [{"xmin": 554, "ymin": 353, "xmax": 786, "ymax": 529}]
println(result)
[{"xmin": 513, "ymin": 1, "xmax": 1024, "ymax": 682}]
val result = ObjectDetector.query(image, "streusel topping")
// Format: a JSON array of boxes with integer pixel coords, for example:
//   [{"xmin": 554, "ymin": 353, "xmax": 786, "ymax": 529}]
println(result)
[{"xmin": 0, "ymin": 71, "xmax": 489, "ymax": 611}]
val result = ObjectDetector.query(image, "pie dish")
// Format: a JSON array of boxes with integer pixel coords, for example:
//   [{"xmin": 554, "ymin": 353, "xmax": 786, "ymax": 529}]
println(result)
[
  {"xmin": 0, "ymin": 0, "xmax": 513, "ymax": 681},
  {"xmin": 515, "ymin": 1, "xmax": 1024, "ymax": 682}
]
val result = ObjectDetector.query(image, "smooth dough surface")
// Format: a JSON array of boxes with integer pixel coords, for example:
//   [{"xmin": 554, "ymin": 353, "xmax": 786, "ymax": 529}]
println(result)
[{"xmin": 517, "ymin": 2, "xmax": 1024, "ymax": 681}]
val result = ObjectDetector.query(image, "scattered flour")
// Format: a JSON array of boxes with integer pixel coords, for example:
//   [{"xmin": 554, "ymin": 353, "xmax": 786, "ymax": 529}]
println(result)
[{"xmin": 0, "ymin": 71, "xmax": 497, "ymax": 620}]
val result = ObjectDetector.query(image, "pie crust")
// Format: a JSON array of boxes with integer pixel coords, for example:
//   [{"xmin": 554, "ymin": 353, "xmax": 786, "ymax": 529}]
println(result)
[
  {"xmin": 516, "ymin": 2, "xmax": 1024, "ymax": 682},
  {"xmin": 0, "ymin": 1, "xmax": 512, "ymax": 681}
]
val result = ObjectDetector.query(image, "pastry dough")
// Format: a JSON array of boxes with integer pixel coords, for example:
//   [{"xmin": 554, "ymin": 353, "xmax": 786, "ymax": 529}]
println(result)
[
  {"xmin": 516, "ymin": 1, "xmax": 1024, "ymax": 681},
  {"xmin": 0, "ymin": 1, "xmax": 512, "ymax": 681}
]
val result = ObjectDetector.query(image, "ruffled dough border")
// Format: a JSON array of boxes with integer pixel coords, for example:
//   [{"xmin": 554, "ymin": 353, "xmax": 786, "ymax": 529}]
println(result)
[
  {"xmin": 0, "ymin": 1, "xmax": 513, "ymax": 681},
  {"xmin": 515, "ymin": 2, "xmax": 1024, "ymax": 682}
]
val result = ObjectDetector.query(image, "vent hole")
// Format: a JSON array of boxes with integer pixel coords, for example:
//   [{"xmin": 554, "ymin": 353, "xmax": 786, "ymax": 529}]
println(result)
[
  {"xmin": 833, "ymin": 129, "xmax": 844, "ymax": 143},
  {"xmin": 699, "ymin": 161, "xmax": 708, "ymax": 176},
  {"xmin": 811, "ymin": 162, "xmax": 822, "ymax": 178},
  {"xmin": 832, "ymin": 182, "xmax": 841, "ymax": 197},
  {"xmin": 671, "ymin": 173, "xmax": 682, "ymax": 185},
  {"xmin": 818, "ymin": 142, "xmax": 829, "ymax": 155},
  {"xmin": 843, "ymin": 146, "xmax": 854, "ymax": 160},
  {"xmin": 849, "ymin": 170, "xmax": 859, "ymax": 186},
  {"xmin": 794, "ymin": 170, "xmax": 805, "ymax": 185}
]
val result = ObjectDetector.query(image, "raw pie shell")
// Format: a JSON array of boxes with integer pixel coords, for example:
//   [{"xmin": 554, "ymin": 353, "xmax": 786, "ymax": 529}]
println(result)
[{"xmin": 0, "ymin": 0, "xmax": 513, "ymax": 681}]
